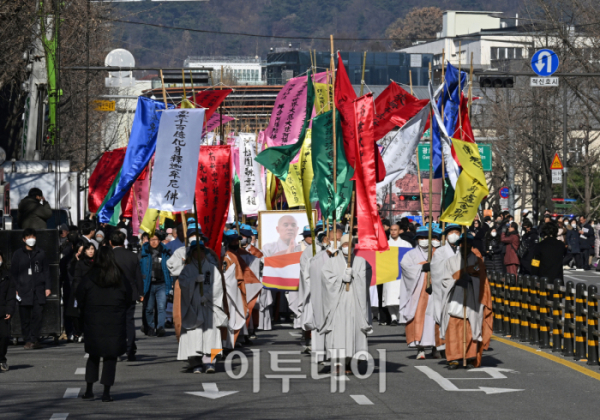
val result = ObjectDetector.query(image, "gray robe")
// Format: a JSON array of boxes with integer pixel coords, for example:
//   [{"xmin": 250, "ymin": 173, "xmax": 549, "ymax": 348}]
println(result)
[
  {"xmin": 298, "ymin": 245, "xmax": 317, "ymax": 331},
  {"xmin": 177, "ymin": 260, "xmax": 228, "ymax": 359},
  {"xmin": 438, "ymin": 252, "xmax": 485, "ymax": 342},
  {"xmin": 321, "ymin": 252, "xmax": 372, "ymax": 358},
  {"xmin": 428, "ymin": 242, "xmax": 459, "ymax": 324}
]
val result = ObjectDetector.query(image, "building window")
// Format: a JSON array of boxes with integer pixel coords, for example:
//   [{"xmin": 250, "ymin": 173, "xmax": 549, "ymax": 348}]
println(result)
[{"xmin": 491, "ymin": 47, "xmax": 498, "ymax": 60}]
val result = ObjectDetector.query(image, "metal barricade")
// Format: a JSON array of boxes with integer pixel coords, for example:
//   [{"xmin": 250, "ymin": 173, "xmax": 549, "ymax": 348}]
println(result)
[
  {"xmin": 587, "ymin": 285, "xmax": 599, "ymax": 366},
  {"xmin": 529, "ymin": 276, "xmax": 540, "ymax": 345},
  {"xmin": 539, "ymin": 277, "xmax": 551, "ymax": 349},
  {"xmin": 510, "ymin": 274, "xmax": 520, "ymax": 339},
  {"xmin": 503, "ymin": 272, "xmax": 511, "ymax": 336},
  {"xmin": 562, "ymin": 281, "xmax": 575, "ymax": 357},
  {"xmin": 551, "ymin": 278, "xmax": 564, "ymax": 353},
  {"xmin": 574, "ymin": 283, "xmax": 587, "ymax": 361}
]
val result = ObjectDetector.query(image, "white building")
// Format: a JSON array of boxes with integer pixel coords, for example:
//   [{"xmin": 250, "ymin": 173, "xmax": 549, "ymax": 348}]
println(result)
[
  {"xmin": 399, "ymin": 11, "xmax": 531, "ymax": 69},
  {"xmin": 184, "ymin": 56, "xmax": 265, "ymax": 85}
]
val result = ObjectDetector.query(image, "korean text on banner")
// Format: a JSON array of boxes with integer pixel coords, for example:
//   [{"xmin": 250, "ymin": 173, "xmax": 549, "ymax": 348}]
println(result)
[{"xmin": 148, "ymin": 108, "xmax": 205, "ymax": 212}]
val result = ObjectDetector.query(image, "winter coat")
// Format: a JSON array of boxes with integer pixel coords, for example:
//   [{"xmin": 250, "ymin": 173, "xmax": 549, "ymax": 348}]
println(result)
[
  {"xmin": 18, "ymin": 197, "xmax": 52, "ymax": 230},
  {"xmin": 519, "ymin": 229, "xmax": 540, "ymax": 274},
  {"xmin": 484, "ymin": 235, "xmax": 504, "ymax": 273},
  {"xmin": 76, "ymin": 272, "xmax": 131, "ymax": 358},
  {"xmin": 139, "ymin": 243, "xmax": 173, "ymax": 295},
  {"xmin": 566, "ymin": 227, "xmax": 581, "ymax": 254},
  {"xmin": 501, "ymin": 232, "xmax": 520, "ymax": 266},
  {"xmin": 10, "ymin": 246, "xmax": 50, "ymax": 306},
  {"xmin": 66, "ymin": 257, "xmax": 93, "ymax": 318},
  {"xmin": 0, "ymin": 267, "xmax": 16, "ymax": 318},
  {"xmin": 530, "ymin": 237, "xmax": 565, "ymax": 282},
  {"xmin": 578, "ymin": 222, "xmax": 595, "ymax": 250}
]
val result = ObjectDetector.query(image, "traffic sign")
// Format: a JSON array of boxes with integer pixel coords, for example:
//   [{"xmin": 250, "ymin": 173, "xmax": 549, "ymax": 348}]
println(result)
[
  {"xmin": 531, "ymin": 49, "xmax": 559, "ymax": 77},
  {"xmin": 550, "ymin": 153, "xmax": 563, "ymax": 170},
  {"xmin": 93, "ymin": 100, "xmax": 115, "ymax": 111},
  {"xmin": 531, "ymin": 77, "xmax": 559, "ymax": 87},
  {"xmin": 552, "ymin": 169, "xmax": 562, "ymax": 184},
  {"xmin": 499, "ymin": 187, "xmax": 509, "ymax": 199}
]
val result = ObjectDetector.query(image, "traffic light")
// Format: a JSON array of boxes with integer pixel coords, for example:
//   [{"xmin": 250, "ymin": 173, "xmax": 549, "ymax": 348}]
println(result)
[
  {"xmin": 397, "ymin": 194, "xmax": 420, "ymax": 201},
  {"xmin": 479, "ymin": 76, "xmax": 514, "ymax": 88}
]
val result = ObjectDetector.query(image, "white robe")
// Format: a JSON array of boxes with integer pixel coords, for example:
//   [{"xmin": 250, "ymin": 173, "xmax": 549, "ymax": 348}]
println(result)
[
  {"xmin": 382, "ymin": 237, "xmax": 413, "ymax": 308},
  {"xmin": 398, "ymin": 246, "xmax": 436, "ymax": 347},
  {"xmin": 427, "ymin": 242, "xmax": 459, "ymax": 324},
  {"xmin": 222, "ymin": 261, "xmax": 246, "ymax": 349},
  {"xmin": 298, "ymin": 245, "xmax": 316, "ymax": 331},
  {"xmin": 309, "ymin": 249, "xmax": 330, "ymax": 360},
  {"xmin": 177, "ymin": 260, "xmax": 228, "ymax": 360},
  {"xmin": 321, "ymin": 252, "xmax": 372, "ymax": 358},
  {"xmin": 438, "ymin": 252, "xmax": 484, "ymax": 343}
]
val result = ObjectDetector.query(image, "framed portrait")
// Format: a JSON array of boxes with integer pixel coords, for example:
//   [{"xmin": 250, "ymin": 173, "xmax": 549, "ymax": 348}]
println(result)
[{"xmin": 258, "ymin": 210, "xmax": 317, "ymax": 256}]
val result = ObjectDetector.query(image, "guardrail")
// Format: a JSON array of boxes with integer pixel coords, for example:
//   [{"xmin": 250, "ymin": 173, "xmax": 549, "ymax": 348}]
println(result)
[{"xmin": 489, "ymin": 271, "xmax": 600, "ymax": 365}]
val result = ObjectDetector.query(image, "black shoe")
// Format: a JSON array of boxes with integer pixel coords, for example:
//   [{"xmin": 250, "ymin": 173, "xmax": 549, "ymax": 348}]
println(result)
[
  {"xmin": 102, "ymin": 395, "xmax": 113, "ymax": 402},
  {"xmin": 447, "ymin": 362, "xmax": 459, "ymax": 370},
  {"xmin": 31, "ymin": 342, "xmax": 43, "ymax": 350},
  {"xmin": 391, "ymin": 320, "xmax": 398, "ymax": 326},
  {"xmin": 164, "ymin": 320, "xmax": 174, "ymax": 328},
  {"xmin": 82, "ymin": 392, "xmax": 95, "ymax": 400},
  {"xmin": 147, "ymin": 328, "xmax": 156, "ymax": 337},
  {"xmin": 127, "ymin": 354, "xmax": 137, "ymax": 362},
  {"xmin": 156, "ymin": 328, "xmax": 165, "ymax": 337}
]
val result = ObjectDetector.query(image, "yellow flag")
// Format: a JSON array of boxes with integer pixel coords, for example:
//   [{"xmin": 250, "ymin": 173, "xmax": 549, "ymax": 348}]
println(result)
[
  {"xmin": 280, "ymin": 129, "xmax": 315, "ymax": 208},
  {"xmin": 281, "ymin": 161, "xmax": 305, "ymax": 207},
  {"xmin": 314, "ymin": 83, "xmax": 332, "ymax": 115},
  {"xmin": 440, "ymin": 139, "xmax": 489, "ymax": 226},
  {"xmin": 300, "ymin": 129, "xmax": 317, "ymax": 255},
  {"xmin": 180, "ymin": 98, "xmax": 195, "ymax": 109},
  {"xmin": 140, "ymin": 208, "xmax": 160, "ymax": 236}
]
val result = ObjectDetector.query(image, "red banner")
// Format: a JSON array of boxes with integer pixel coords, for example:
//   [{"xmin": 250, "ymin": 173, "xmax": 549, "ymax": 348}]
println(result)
[
  {"xmin": 353, "ymin": 94, "xmax": 389, "ymax": 252},
  {"xmin": 88, "ymin": 148, "xmax": 126, "ymax": 213},
  {"xmin": 372, "ymin": 82, "xmax": 429, "ymax": 141},
  {"xmin": 195, "ymin": 146, "xmax": 232, "ymax": 255},
  {"xmin": 190, "ymin": 90, "xmax": 232, "ymax": 125}
]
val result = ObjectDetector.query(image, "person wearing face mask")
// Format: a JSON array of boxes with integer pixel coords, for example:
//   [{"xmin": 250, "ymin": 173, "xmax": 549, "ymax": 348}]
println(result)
[
  {"xmin": 500, "ymin": 222, "xmax": 521, "ymax": 276},
  {"xmin": 95, "ymin": 231, "xmax": 105, "ymax": 246},
  {"xmin": 297, "ymin": 226, "xmax": 322, "ymax": 353},
  {"xmin": 428, "ymin": 224, "xmax": 462, "ymax": 356},
  {"xmin": 399, "ymin": 225, "xmax": 443, "ymax": 360},
  {"xmin": 221, "ymin": 230, "xmax": 259, "ymax": 349},
  {"xmin": 437, "ymin": 233, "xmax": 492, "ymax": 369},
  {"xmin": 382, "ymin": 224, "xmax": 413, "ymax": 326},
  {"xmin": 67, "ymin": 242, "xmax": 96, "ymax": 342},
  {"xmin": 484, "ymin": 227, "xmax": 504, "ymax": 273},
  {"xmin": 518, "ymin": 220, "xmax": 539, "ymax": 275},
  {"xmin": 564, "ymin": 219, "xmax": 582, "ymax": 270},
  {"xmin": 320, "ymin": 234, "xmax": 372, "ymax": 375},
  {"xmin": 11, "ymin": 229, "xmax": 51, "ymax": 349}
]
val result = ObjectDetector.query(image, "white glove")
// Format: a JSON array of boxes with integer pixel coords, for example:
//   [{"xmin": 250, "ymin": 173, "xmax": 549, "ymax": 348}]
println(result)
[{"xmin": 342, "ymin": 267, "xmax": 353, "ymax": 284}]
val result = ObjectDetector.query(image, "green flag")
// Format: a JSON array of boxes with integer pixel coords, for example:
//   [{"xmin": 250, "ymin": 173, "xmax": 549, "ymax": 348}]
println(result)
[
  {"xmin": 255, "ymin": 70, "xmax": 315, "ymax": 181},
  {"xmin": 96, "ymin": 169, "xmax": 122, "ymax": 227},
  {"xmin": 311, "ymin": 109, "xmax": 354, "ymax": 222}
]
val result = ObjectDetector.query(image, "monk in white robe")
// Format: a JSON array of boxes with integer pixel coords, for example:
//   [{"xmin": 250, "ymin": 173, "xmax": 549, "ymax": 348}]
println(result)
[
  {"xmin": 321, "ymin": 235, "xmax": 372, "ymax": 374},
  {"xmin": 383, "ymin": 223, "xmax": 413, "ymax": 325},
  {"xmin": 174, "ymin": 243, "xmax": 228, "ymax": 374},
  {"xmin": 399, "ymin": 226, "xmax": 441, "ymax": 359},
  {"xmin": 437, "ymin": 234, "xmax": 493, "ymax": 369},
  {"xmin": 428, "ymin": 224, "xmax": 462, "ymax": 353}
]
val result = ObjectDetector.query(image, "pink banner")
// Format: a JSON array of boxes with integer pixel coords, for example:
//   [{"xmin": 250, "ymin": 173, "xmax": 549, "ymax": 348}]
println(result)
[
  {"xmin": 132, "ymin": 168, "xmax": 150, "ymax": 235},
  {"xmin": 205, "ymin": 113, "xmax": 235, "ymax": 132},
  {"xmin": 264, "ymin": 72, "xmax": 327, "ymax": 148}
]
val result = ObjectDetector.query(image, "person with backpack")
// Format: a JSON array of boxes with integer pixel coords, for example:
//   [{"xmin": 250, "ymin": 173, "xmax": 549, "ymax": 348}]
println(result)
[{"xmin": 501, "ymin": 222, "xmax": 520, "ymax": 276}]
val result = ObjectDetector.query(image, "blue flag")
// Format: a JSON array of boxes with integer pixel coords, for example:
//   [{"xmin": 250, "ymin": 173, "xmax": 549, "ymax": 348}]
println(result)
[
  {"xmin": 431, "ymin": 63, "xmax": 467, "ymax": 179},
  {"xmin": 98, "ymin": 97, "xmax": 172, "ymax": 223}
]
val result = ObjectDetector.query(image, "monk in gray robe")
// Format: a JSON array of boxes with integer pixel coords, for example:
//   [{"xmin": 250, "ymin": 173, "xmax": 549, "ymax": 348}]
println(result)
[{"xmin": 320, "ymin": 234, "xmax": 372, "ymax": 374}]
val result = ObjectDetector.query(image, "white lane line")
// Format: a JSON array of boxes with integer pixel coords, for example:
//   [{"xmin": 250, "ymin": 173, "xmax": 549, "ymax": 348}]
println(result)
[
  {"xmin": 75, "ymin": 368, "xmax": 86, "ymax": 375},
  {"xmin": 63, "ymin": 388, "xmax": 80, "ymax": 399},
  {"xmin": 289, "ymin": 332, "xmax": 302, "ymax": 337},
  {"xmin": 50, "ymin": 414, "xmax": 69, "ymax": 420},
  {"xmin": 350, "ymin": 395, "xmax": 373, "ymax": 405}
]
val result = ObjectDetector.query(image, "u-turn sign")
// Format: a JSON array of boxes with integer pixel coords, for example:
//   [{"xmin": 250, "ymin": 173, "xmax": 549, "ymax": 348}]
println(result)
[{"xmin": 531, "ymin": 49, "xmax": 559, "ymax": 77}]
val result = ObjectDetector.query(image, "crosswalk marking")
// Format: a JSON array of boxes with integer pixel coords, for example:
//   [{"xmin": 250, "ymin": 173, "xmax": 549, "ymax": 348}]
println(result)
[
  {"xmin": 63, "ymin": 388, "xmax": 80, "ymax": 399},
  {"xmin": 350, "ymin": 395, "xmax": 373, "ymax": 405},
  {"xmin": 74, "ymin": 368, "xmax": 86, "ymax": 375},
  {"xmin": 50, "ymin": 414, "xmax": 69, "ymax": 420}
]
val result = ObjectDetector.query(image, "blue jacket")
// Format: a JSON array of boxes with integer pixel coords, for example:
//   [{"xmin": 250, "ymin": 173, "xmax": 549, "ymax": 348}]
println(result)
[
  {"xmin": 140, "ymin": 243, "xmax": 173, "ymax": 295},
  {"xmin": 566, "ymin": 229, "xmax": 581, "ymax": 254}
]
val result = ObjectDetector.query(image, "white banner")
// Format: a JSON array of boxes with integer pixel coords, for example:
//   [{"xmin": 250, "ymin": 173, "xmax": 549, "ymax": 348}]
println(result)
[
  {"xmin": 148, "ymin": 108, "xmax": 205, "ymax": 212},
  {"xmin": 239, "ymin": 133, "xmax": 267, "ymax": 215},
  {"xmin": 376, "ymin": 105, "xmax": 429, "ymax": 192}
]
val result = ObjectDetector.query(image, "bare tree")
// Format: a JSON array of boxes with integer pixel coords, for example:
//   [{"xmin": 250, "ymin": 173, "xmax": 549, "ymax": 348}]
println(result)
[{"xmin": 385, "ymin": 7, "xmax": 443, "ymax": 50}]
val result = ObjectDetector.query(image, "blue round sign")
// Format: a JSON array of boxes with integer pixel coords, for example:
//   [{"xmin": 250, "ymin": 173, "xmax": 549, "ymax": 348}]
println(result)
[
  {"xmin": 500, "ymin": 187, "xmax": 509, "ymax": 199},
  {"xmin": 531, "ymin": 49, "xmax": 559, "ymax": 77}
]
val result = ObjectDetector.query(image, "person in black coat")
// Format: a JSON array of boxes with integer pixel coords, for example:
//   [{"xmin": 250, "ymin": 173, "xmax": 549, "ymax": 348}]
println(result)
[
  {"xmin": 519, "ymin": 219, "xmax": 539, "ymax": 275},
  {"xmin": 470, "ymin": 219, "xmax": 488, "ymax": 256},
  {"xmin": 77, "ymin": 245, "xmax": 131, "ymax": 402},
  {"xmin": 484, "ymin": 225, "xmax": 504, "ymax": 273},
  {"xmin": 0, "ymin": 252, "xmax": 15, "ymax": 371},
  {"xmin": 11, "ymin": 228, "xmax": 50, "ymax": 349},
  {"xmin": 531, "ymin": 222, "xmax": 564, "ymax": 282},
  {"xmin": 67, "ymin": 243, "xmax": 95, "ymax": 342},
  {"xmin": 110, "ymin": 230, "xmax": 143, "ymax": 361},
  {"xmin": 578, "ymin": 215, "xmax": 595, "ymax": 270}
]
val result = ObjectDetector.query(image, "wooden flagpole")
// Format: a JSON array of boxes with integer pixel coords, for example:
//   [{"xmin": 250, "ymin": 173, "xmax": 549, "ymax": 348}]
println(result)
[
  {"xmin": 220, "ymin": 65, "xmax": 224, "ymax": 145},
  {"xmin": 345, "ymin": 191, "xmax": 356, "ymax": 292},
  {"xmin": 330, "ymin": 35, "xmax": 338, "ymax": 250},
  {"xmin": 159, "ymin": 69, "xmax": 168, "ymax": 108},
  {"xmin": 181, "ymin": 69, "xmax": 187, "ymax": 102},
  {"xmin": 462, "ymin": 225, "xmax": 468, "ymax": 367},
  {"xmin": 410, "ymin": 71, "xmax": 426, "ymax": 218}
]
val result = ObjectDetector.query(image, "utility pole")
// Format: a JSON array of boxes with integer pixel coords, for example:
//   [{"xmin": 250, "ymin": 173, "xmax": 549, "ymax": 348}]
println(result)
[{"xmin": 562, "ymin": 84, "xmax": 568, "ymax": 199}]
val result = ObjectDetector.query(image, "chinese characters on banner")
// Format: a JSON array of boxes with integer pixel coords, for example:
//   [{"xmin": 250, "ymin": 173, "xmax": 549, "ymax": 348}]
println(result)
[
  {"xmin": 189, "ymin": 90, "xmax": 232, "ymax": 123},
  {"xmin": 239, "ymin": 133, "xmax": 267, "ymax": 215},
  {"xmin": 132, "ymin": 168, "xmax": 150, "ymax": 235},
  {"xmin": 148, "ymin": 108, "xmax": 205, "ymax": 212},
  {"xmin": 196, "ymin": 146, "xmax": 232, "ymax": 253},
  {"xmin": 264, "ymin": 72, "xmax": 327, "ymax": 148},
  {"xmin": 204, "ymin": 113, "xmax": 235, "ymax": 133}
]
